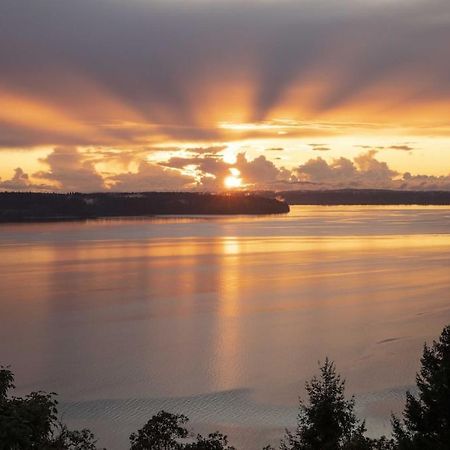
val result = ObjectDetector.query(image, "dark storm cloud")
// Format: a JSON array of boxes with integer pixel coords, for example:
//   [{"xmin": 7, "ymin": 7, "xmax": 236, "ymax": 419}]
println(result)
[{"xmin": 0, "ymin": 0, "xmax": 449, "ymax": 147}]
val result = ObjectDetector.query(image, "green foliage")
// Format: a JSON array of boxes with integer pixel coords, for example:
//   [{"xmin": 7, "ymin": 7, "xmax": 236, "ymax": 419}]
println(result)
[
  {"xmin": 0, "ymin": 365, "xmax": 100, "ymax": 450},
  {"xmin": 392, "ymin": 325, "xmax": 450, "ymax": 449},
  {"xmin": 129, "ymin": 411, "xmax": 189, "ymax": 450},
  {"xmin": 184, "ymin": 432, "xmax": 236, "ymax": 450},
  {"xmin": 281, "ymin": 358, "xmax": 369, "ymax": 450}
]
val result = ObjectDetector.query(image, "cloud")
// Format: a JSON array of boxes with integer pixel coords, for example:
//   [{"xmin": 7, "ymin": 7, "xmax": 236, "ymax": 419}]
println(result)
[
  {"xmin": 162, "ymin": 152, "xmax": 293, "ymax": 189},
  {"xmin": 0, "ymin": 168, "xmax": 29, "ymax": 190},
  {"xmin": 354, "ymin": 150, "xmax": 398, "ymax": 185},
  {"xmin": 292, "ymin": 150, "xmax": 450, "ymax": 190},
  {"xmin": 389, "ymin": 145, "xmax": 415, "ymax": 151},
  {"xmin": 2, "ymin": 147, "xmax": 450, "ymax": 192},
  {"xmin": 33, "ymin": 147, "xmax": 105, "ymax": 192},
  {"xmin": 296, "ymin": 156, "xmax": 358, "ymax": 185},
  {"xmin": 353, "ymin": 143, "xmax": 415, "ymax": 152},
  {"xmin": 294, "ymin": 150, "xmax": 398, "ymax": 188},
  {"xmin": 400, "ymin": 172, "xmax": 450, "ymax": 191},
  {"xmin": 0, "ymin": 167, "xmax": 35, "ymax": 191},
  {"xmin": 186, "ymin": 146, "xmax": 226, "ymax": 155},
  {"xmin": 0, "ymin": 167, "xmax": 54, "ymax": 191},
  {"xmin": 162, "ymin": 155, "xmax": 228, "ymax": 179},
  {"xmin": 309, "ymin": 144, "xmax": 331, "ymax": 152},
  {"xmin": 107, "ymin": 161, "xmax": 194, "ymax": 192},
  {"xmin": 235, "ymin": 153, "xmax": 290, "ymax": 187},
  {"xmin": 354, "ymin": 145, "xmax": 384, "ymax": 150}
]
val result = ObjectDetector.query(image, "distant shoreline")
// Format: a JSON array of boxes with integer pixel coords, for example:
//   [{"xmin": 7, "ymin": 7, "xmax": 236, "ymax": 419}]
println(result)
[
  {"xmin": 0, "ymin": 191, "xmax": 289, "ymax": 223},
  {"xmin": 2, "ymin": 189, "xmax": 450, "ymax": 223},
  {"xmin": 279, "ymin": 189, "xmax": 450, "ymax": 206}
]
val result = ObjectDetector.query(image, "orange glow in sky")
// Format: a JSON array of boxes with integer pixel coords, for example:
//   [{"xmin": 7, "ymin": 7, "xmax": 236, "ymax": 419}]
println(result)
[{"xmin": 0, "ymin": 0, "xmax": 449, "ymax": 192}]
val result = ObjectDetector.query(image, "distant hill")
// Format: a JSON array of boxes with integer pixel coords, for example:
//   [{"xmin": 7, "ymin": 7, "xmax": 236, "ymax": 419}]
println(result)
[
  {"xmin": 0, "ymin": 191, "xmax": 289, "ymax": 222},
  {"xmin": 279, "ymin": 189, "xmax": 450, "ymax": 205}
]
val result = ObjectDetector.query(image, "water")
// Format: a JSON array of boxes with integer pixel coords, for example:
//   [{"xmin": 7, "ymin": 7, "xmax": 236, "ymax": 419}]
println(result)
[{"xmin": 1, "ymin": 206, "xmax": 450, "ymax": 449}]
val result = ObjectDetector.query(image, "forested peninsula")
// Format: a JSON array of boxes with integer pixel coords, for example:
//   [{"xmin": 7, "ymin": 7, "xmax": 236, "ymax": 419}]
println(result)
[{"xmin": 0, "ymin": 192, "xmax": 289, "ymax": 222}]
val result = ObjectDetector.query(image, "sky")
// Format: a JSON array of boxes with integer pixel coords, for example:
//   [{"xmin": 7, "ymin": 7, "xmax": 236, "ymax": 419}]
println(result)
[{"xmin": 1, "ymin": 0, "xmax": 450, "ymax": 192}]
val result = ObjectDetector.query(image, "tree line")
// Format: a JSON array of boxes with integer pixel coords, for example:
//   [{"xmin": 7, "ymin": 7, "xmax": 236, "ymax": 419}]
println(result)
[
  {"xmin": 0, "ymin": 192, "xmax": 289, "ymax": 222},
  {"xmin": 2, "ymin": 325, "xmax": 450, "ymax": 450}
]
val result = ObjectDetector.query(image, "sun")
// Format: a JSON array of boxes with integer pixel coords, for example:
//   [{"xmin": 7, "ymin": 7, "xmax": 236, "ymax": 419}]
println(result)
[
  {"xmin": 224, "ymin": 168, "xmax": 242, "ymax": 189},
  {"xmin": 224, "ymin": 175, "xmax": 242, "ymax": 188}
]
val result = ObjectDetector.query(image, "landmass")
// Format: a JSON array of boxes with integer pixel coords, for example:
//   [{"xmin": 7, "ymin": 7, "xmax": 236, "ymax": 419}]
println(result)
[
  {"xmin": 2, "ymin": 189, "xmax": 450, "ymax": 223},
  {"xmin": 278, "ymin": 189, "xmax": 450, "ymax": 205},
  {"xmin": 0, "ymin": 191, "xmax": 289, "ymax": 222}
]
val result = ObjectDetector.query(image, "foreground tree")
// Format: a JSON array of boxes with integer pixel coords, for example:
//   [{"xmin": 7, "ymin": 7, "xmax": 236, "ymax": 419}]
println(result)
[
  {"xmin": 0, "ymin": 365, "xmax": 99, "ymax": 450},
  {"xmin": 46, "ymin": 424, "xmax": 99, "ymax": 450},
  {"xmin": 129, "ymin": 412, "xmax": 237, "ymax": 450},
  {"xmin": 281, "ymin": 358, "xmax": 369, "ymax": 450},
  {"xmin": 130, "ymin": 411, "xmax": 189, "ymax": 450},
  {"xmin": 392, "ymin": 325, "xmax": 450, "ymax": 449},
  {"xmin": 184, "ymin": 432, "xmax": 236, "ymax": 450}
]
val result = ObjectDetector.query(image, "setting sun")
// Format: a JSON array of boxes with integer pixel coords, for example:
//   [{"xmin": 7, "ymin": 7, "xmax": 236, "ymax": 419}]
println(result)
[{"xmin": 224, "ymin": 168, "xmax": 242, "ymax": 189}]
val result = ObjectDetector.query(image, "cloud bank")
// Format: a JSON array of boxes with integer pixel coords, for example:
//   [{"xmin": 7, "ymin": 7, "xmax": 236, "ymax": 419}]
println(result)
[{"xmin": 1, "ymin": 147, "xmax": 450, "ymax": 192}]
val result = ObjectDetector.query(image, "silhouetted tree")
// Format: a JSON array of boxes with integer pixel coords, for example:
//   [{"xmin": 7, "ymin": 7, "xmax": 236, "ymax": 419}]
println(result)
[
  {"xmin": 365, "ymin": 437, "xmax": 395, "ymax": 450},
  {"xmin": 0, "ymin": 366, "xmax": 14, "ymax": 399},
  {"xmin": 281, "ymin": 358, "xmax": 368, "ymax": 450},
  {"xmin": 392, "ymin": 325, "xmax": 450, "ymax": 449},
  {"xmin": 184, "ymin": 432, "xmax": 236, "ymax": 450},
  {"xmin": 45, "ymin": 424, "xmax": 99, "ymax": 450},
  {"xmin": 0, "ymin": 365, "xmax": 99, "ymax": 450},
  {"xmin": 129, "ymin": 412, "xmax": 238, "ymax": 450},
  {"xmin": 129, "ymin": 411, "xmax": 189, "ymax": 450}
]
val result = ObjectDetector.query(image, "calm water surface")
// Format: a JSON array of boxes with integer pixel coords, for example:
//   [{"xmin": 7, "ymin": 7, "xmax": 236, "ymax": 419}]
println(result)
[{"xmin": 1, "ymin": 206, "xmax": 450, "ymax": 449}]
